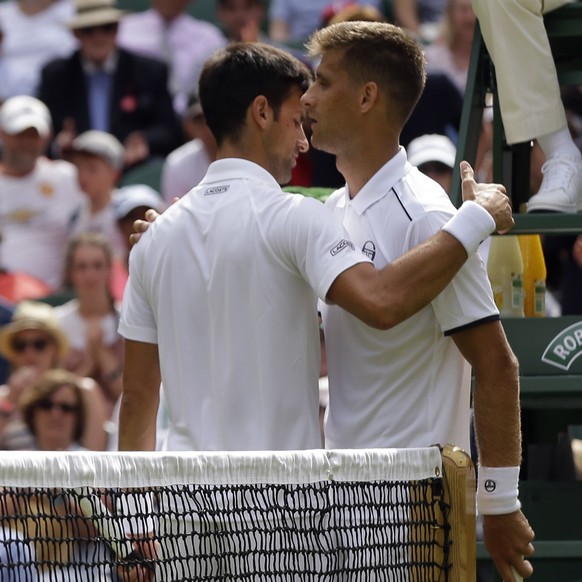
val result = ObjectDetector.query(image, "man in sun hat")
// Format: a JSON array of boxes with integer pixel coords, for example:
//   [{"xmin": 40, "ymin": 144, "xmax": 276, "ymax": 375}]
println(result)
[
  {"xmin": 0, "ymin": 301, "xmax": 70, "ymax": 365},
  {"xmin": 0, "ymin": 95, "xmax": 84, "ymax": 291},
  {"xmin": 38, "ymin": 0, "xmax": 182, "ymax": 169}
]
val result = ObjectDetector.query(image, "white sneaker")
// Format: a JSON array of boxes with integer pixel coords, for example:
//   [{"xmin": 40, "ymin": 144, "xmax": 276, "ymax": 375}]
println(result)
[{"xmin": 526, "ymin": 155, "xmax": 582, "ymax": 213}]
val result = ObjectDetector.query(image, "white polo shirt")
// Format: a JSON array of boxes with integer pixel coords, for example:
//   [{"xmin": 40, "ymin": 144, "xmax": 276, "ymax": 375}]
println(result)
[
  {"xmin": 321, "ymin": 148, "xmax": 499, "ymax": 452},
  {"xmin": 119, "ymin": 159, "xmax": 369, "ymax": 452}
]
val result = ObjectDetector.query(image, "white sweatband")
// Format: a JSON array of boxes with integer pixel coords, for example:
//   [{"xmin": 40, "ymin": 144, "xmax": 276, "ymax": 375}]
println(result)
[
  {"xmin": 442, "ymin": 201, "xmax": 496, "ymax": 256},
  {"xmin": 477, "ymin": 466, "xmax": 521, "ymax": 515},
  {"xmin": 120, "ymin": 491, "xmax": 157, "ymax": 535}
]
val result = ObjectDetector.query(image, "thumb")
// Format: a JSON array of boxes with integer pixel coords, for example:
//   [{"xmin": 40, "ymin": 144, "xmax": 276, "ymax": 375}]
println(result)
[{"xmin": 460, "ymin": 161, "xmax": 476, "ymax": 201}]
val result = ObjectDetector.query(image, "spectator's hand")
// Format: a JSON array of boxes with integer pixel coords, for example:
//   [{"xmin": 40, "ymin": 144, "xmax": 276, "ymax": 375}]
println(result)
[
  {"xmin": 116, "ymin": 537, "xmax": 159, "ymax": 582},
  {"xmin": 85, "ymin": 317, "xmax": 103, "ymax": 347},
  {"xmin": 55, "ymin": 117, "xmax": 77, "ymax": 159},
  {"xmin": 460, "ymin": 160, "xmax": 514, "ymax": 234},
  {"xmin": 124, "ymin": 132, "xmax": 149, "ymax": 168},
  {"xmin": 483, "ymin": 511, "xmax": 535, "ymax": 581},
  {"xmin": 6, "ymin": 366, "xmax": 39, "ymax": 404}
]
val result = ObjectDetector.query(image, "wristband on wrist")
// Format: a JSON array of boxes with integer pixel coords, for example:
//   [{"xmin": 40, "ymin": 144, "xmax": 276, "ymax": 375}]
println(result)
[
  {"xmin": 442, "ymin": 201, "xmax": 496, "ymax": 256},
  {"xmin": 477, "ymin": 466, "xmax": 521, "ymax": 515}
]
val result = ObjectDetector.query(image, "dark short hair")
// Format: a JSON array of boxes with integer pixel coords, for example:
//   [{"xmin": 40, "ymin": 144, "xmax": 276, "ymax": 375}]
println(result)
[
  {"xmin": 199, "ymin": 42, "xmax": 312, "ymax": 145},
  {"xmin": 21, "ymin": 369, "xmax": 87, "ymax": 443},
  {"xmin": 306, "ymin": 21, "xmax": 426, "ymax": 127}
]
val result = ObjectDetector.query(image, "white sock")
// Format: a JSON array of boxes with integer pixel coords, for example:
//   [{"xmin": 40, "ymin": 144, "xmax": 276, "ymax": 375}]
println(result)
[{"xmin": 537, "ymin": 127, "xmax": 581, "ymax": 161}]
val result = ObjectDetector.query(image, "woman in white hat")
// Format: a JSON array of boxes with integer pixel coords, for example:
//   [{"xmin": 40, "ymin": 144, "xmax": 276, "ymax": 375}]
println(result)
[{"xmin": 0, "ymin": 300, "xmax": 107, "ymax": 450}]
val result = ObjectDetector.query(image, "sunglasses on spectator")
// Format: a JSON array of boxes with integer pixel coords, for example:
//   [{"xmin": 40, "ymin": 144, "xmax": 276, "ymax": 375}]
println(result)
[
  {"xmin": 11, "ymin": 338, "xmax": 50, "ymax": 353},
  {"xmin": 36, "ymin": 400, "xmax": 79, "ymax": 414},
  {"xmin": 77, "ymin": 23, "xmax": 118, "ymax": 36}
]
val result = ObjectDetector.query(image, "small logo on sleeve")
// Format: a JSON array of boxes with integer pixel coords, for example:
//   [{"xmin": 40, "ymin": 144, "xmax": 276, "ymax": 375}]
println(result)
[
  {"xmin": 362, "ymin": 241, "xmax": 376, "ymax": 260},
  {"xmin": 204, "ymin": 185, "xmax": 230, "ymax": 196},
  {"xmin": 330, "ymin": 239, "xmax": 355, "ymax": 256}
]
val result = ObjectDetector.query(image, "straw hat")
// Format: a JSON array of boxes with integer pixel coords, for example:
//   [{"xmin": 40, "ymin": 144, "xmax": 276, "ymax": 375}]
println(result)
[
  {"xmin": 0, "ymin": 301, "xmax": 69, "ymax": 362},
  {"xmin": 69, "ymin": 0, "xmax": 125, "ymax": 30}
]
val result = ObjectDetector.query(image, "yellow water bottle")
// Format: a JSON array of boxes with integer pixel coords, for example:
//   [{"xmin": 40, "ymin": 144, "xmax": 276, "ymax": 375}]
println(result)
[
  {"xmin": 486, "ymin": 235, "xmax": 525, "ymax": 317},
  {"xmin": 518, "ymin": 234, "xmax": 546, "ymax": 317}
]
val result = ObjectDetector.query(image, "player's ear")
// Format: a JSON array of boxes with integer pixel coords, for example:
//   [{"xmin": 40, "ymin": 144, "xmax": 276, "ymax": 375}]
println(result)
[{"xmin": 250, "ymin": 95, "xmax": 271, "ymax": 129}]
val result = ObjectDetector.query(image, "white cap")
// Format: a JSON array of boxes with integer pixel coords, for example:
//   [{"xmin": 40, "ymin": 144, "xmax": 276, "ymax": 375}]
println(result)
[
  {"xmin": 71, "ymin": 130, "xmax": 125, "ymax": 170},
  {"xmin": 0, "ymin": 96, "xmax": 52, "ymax": 137},
  {"xmin": 113, "ymin": 184, "xmax": 165, "ymax": 220},
  {"xmin": 407, "ymin": 134, "xmax": 456, "ymax": 169}
]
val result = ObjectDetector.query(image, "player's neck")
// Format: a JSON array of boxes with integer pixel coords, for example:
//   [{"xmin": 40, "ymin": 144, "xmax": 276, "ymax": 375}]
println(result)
[{"xmin": 338, "ymin": 144, "xmax": 400, "ymax": 198}]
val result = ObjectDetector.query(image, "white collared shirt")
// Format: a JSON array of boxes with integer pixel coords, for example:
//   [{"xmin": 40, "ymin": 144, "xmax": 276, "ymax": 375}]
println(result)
[
  {"xmin": 321, "ymin": 147, "xmax": 498, "ymax": 452},
  {"xmin": 120, "ymin": 158, "xmax": 370, "ymax": 451}
]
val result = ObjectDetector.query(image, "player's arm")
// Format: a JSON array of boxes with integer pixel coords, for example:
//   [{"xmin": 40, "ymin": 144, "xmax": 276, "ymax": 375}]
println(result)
[
  {"xmin": 326, "ymin": 231, "xmax": 469, "ymax": 329},
  {"xmin": 452, "ymin": 321, "xmax": 535, "ymax": 581},
  {"xmin": 327, "ymin": 163, "xmax": 513, "ymax": 329},
  {"xmin": 118, "ymin": 340, "xmax": 161, "ymax": 452}
]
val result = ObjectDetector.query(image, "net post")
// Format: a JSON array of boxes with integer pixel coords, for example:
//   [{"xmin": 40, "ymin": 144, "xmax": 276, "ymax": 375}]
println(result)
[{"xmin": 442, "ymin": 443, "xmax": 476, "ymax": 582}]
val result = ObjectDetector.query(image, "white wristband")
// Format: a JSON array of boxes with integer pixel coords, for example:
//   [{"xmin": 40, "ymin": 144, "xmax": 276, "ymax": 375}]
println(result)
[
  {"xmin": 477, "ymin": 466, "xmax": 521, "ymax": 515},
  {"xmin": 442, "ymin": 201, "xmax": 496, "ymax": 256}
]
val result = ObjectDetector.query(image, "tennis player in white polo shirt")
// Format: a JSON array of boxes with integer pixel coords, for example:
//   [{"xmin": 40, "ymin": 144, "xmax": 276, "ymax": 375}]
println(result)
[
  {"xmin": 118, "ymin": 40, "xmax": 513, "ymax": 579},
  {"xmin": 302, "ymin": 22, "xmax": 534, "ymax": 581},
  {"xmin": 118, "ymin": 42, "xmax": 509, "ymax": 454}
]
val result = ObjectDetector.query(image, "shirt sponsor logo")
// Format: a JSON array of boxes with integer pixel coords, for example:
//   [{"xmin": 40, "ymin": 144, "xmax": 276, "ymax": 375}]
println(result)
[
  {"xmin": 204, "ymin": 185, "xmax": 230, "ymax": 196},
  {"xmin": 362, "ymin": 240, "xmax": 376, "ymax": 260},
  {"xmin": 331, "ymin": 239, "xmax": 355, "ymax": 256},
  {"xmin": 541, "ymin": 321, "xmax": 582, "ymax": 371}
]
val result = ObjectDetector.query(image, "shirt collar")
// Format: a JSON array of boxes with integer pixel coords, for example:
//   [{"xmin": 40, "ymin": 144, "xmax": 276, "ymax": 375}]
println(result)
[
  {"xmin": 341, "ymin": 146, "xmax": 411, "ymax": 215},
  {"xmin": 82, "ymin": 51, "xmax": 119, "ymax": 75},
  {"xmin": 200, "ymin": 158, "xmax": 282, "ymax": 190}
]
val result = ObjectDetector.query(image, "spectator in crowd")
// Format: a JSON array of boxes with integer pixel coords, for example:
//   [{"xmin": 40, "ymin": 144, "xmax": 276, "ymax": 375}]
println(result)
[
  {"xmin": 0, "ymin": 95, "xmax": 84, "ymax": 292},
  {"xmin": 117, "ymin": 0, "xmax": 226, "ymax": 115},
  {"xmin": 216, "ymin": 0, "xmax": 267, "ymax": 43},
  {"xmin": 424, "ymin": 0, "xmax": 475, "ymax": 95},
  {"xmin": 0, "ymin": 0, "xmax": 77, "ymax": 101},
  {"xmin": 161, "ymin": 94, "xmax": 216, "ymax": 203},
  {"xmin": 472, "ymin": 0, "xmax": 582, "ymax": 213},
  {"xmin": 20, "ymin": 368, "xmax": 87, "ymax": 451},
  {"xmin": 38, "ymin": 0, "xmax": 182, "ymax": 169},
  {"xmin": 268, "ymin": 0, "xmax": 384, "ymax": 44},
  {"xmin": 0, "ymin": 301, "xmax": 108, "ymax": 450},
  {"xmin": 68, "ymin": 130, "xmax": 126, "ymax": 260},
  {"xmin": 407, "ymin": 133, "xmax": 456, "ymax": 194},
  {"xmin": 55, "ymin": 233, "xmax": 124, "ymax": 417},
  {"xmin": 393, "ymin": 0, "xmax": 446, "ymax": 43},
  {"xmin": 114, "ymin": 184, "xmax": 165, "ymax": 268}
]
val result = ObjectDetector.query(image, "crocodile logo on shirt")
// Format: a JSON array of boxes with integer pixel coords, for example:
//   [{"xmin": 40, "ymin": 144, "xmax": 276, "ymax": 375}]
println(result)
[{"xmin": 330, "ymin": 239, "xmax": 355, "ymax": 256}]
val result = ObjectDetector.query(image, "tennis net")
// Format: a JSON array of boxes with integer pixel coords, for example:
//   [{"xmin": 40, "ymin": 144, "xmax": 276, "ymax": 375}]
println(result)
[{"xmin": 0, "ymin": 445, "xmax": 475, "ymax": 581}]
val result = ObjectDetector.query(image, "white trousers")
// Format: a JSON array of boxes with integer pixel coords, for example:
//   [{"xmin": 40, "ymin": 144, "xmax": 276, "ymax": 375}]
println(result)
[{"xmin": 472, "ymin": 0, "xmax": 574, "ymax": 143}]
